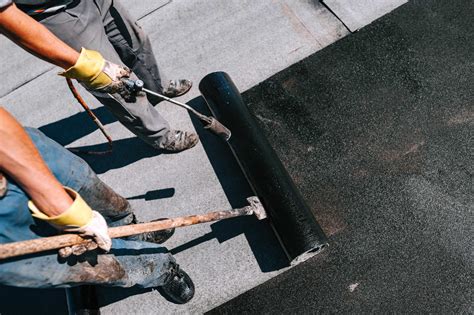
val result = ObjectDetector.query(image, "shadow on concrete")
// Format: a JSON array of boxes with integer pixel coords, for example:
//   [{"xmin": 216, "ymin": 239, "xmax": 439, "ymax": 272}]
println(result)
[
  {"xmin": 72, "ymin": 137, "xmax": 163, "ymax": 174},
  {"xmin": 38, "ymin": 107, "xmax": 170, "ymax": 174},
  {"xmin": 184, "ymin": 96, "xmax": 289, "ymax": 272},
  {"xmin": 39, "ymin": 107, "xmax": 116, "ymax": 146},
  {"xmin": 127, "ymin": 188, "xmax": 176, "ymax": 201},
  {"xmin": 93, "ymin": 286, "xmax": 154, "ymax": 309},
  {"xmin": 0, "ymin": 285, "xmax": 68, "ymax": 315},
  {"xmin": 169, "ymin": 216, "xmax": 288, "ymax": 272}
]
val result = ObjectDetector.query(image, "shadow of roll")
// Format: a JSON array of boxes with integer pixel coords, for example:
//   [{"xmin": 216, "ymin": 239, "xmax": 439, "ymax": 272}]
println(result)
[{"xmin": 199, "ymin": 72, "xmax": 328, "ymax": 265}]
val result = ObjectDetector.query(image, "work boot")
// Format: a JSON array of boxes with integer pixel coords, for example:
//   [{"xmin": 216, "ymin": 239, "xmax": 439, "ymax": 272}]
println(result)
[
  {"xmin": 161, "ymin": 263, "xmax": 195, "ymax": 304},
  {"xmin": 124, "ymin": 218, "xmax": 175, "ymax": 244},
  {"xmin": 160, "ymin": 130, "xmax": 199, "ymax": 152},
  {"xmin": 163, "ymin": 79, "xmax": 192, "ymax": 98}
]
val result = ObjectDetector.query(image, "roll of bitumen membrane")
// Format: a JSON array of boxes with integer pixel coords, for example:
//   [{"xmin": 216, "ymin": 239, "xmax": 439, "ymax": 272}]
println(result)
[{"xmin": 199, "ymin": 72, "xmax": 328, "ymax": 265}]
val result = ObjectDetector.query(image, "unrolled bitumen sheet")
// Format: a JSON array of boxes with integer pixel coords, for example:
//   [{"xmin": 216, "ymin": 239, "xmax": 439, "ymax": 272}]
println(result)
[{"xmin": 211, "ymin": 0, "xmax": 474, "ymax": 312}]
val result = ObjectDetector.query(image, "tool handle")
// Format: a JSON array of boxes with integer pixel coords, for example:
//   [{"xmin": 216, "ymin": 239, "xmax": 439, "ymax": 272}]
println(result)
[
  {"xmin": 0, "ymin": 207, "xmax": 253, "ymax": 260},
  {"xmin": 122, "ymin": 78, "xmax": 144, "ymax": 93}
]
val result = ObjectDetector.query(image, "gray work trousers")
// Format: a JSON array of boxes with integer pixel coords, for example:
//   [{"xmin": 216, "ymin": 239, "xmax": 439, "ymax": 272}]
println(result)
[{"xmin": 37, "ymin": 0, "xmax": 170, "ymax": 148}]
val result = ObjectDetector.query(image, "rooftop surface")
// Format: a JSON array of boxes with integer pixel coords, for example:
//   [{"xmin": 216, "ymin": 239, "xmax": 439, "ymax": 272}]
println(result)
[
  {"xmin": 3, "ymin": 1, "xmax": 469, "ymax": 314},
  {"xmin": 212, "ymin": 0, "xmax": 473, "ymax": 313}
]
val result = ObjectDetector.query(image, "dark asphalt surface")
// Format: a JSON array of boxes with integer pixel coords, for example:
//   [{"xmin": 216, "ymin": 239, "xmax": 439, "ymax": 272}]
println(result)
[{"xmin": 209, "ymin": 1, "xmax": 473, "ymax": 313}]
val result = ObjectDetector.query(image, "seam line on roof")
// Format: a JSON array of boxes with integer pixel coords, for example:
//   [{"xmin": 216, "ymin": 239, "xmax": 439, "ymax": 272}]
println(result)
[
  {"xmin": 0, "ymin": 67, "xmax": 53, "ymax": 99},
  {"xmin": 280, "ymin": 1, "xmax": 325, "ymax": 48},
  {"xmin": 320, "ymin": 0, "xmax": 352, "ymax": 33},
  {"xmin": 138, "ymin": 0, "xmax": 173, "ymax": 21}
]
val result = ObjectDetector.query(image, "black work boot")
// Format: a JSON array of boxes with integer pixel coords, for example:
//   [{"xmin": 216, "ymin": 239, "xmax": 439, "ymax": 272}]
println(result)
[
  {"xmin": 161, "ymin": 263, "xmax": 195, "ymax": 304},
  {"xmin": 124, "ymin": 218, "xmax": 175, "ymax": 244},
  {"xmin": 163, "ymin": 79, "xmax": 192, "ymax": 98},
  {"xmin": 160, "ymin": 130, "xmax": 199, "ymax": 152}
]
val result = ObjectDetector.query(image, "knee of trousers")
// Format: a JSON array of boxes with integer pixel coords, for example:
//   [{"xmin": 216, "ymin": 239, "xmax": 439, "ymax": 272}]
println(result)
[
  {"xmin": 0, "ymin": 252, "xmax": 128, "ymax": 288},
  {"xmin": 109, "ymin": 239, "xmax": 177, "ymax": 288},
  {"xmin": 25, "ymin": 128, "xmax": 95, "ymax": 191},
  {"xmin": 24, "ymin": 128, "xmax": 132, "ymax": 218}
]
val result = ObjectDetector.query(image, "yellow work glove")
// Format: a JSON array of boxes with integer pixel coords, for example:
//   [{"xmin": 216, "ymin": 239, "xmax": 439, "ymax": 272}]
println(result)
[
  {"xmin": 59, "ymin": 48, "xmax": 130, "ymax": 93},
  {"xmin": 29, "ymin": 187, "xmax": 112, "ymax": 257}
]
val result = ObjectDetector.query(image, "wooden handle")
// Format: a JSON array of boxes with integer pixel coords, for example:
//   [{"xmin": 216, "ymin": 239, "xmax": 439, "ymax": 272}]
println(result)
[{"xmin": 0, "ymin": 207, "xmax": 253, "ymax": 260}]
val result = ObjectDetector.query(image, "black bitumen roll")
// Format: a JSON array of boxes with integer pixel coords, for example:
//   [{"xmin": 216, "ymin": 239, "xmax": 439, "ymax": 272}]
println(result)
[{"xmin": 199, "ymin": 72, "xmax": 328, "ymax": 264}]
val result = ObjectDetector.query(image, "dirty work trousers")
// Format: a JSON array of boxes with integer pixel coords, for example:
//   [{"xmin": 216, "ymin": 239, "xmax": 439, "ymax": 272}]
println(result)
[
  {"xmin": 36, "ymin": 0, "xmax": 171, "ymax": 148},
  {"xmin": 0, "ymin": 128, "xmax": 175, "ymax": 288}
]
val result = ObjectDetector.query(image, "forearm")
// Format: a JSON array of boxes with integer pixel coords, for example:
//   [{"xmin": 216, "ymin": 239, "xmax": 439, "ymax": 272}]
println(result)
[
  {"xmin": 0, "ymin": 108, "xmax": 72, "ymax": 216},
  {"xmin": 0, "ymin": 3, "xmax": 79, "ymax": 69}
]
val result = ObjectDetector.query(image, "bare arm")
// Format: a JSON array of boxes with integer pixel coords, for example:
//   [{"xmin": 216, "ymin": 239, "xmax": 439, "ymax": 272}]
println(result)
[
  {"xmin": 0, "ymin": 3, "xmax": 79, "ymax": 69},
  {"xmin": 0, "ymin": 107, "xmax": 72, "ymax": 216},
  {"xmin": 0, "ymin": 3, "xmax": 129, "ymax": 92}
]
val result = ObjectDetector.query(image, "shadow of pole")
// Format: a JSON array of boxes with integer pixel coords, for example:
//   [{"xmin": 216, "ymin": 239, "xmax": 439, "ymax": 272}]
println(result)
[{"xmin": 127, "ymin": 188, "xmax": 175, "ymax": 201}]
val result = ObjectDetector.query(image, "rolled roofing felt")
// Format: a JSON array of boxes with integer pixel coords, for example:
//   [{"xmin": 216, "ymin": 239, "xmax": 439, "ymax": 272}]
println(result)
[{"xmin": 199, "ymin": 72, "xmax": 328, "ymax": 265}]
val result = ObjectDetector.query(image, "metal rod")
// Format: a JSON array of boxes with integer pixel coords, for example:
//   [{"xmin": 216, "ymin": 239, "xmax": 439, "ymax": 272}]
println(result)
[
  {"xmin": 121, "ymin": 78, "xmax": 231, "ymax": 140},
  {"xmin": 142, "ymin": 87, "xmax": 209, "ymax": 121}
]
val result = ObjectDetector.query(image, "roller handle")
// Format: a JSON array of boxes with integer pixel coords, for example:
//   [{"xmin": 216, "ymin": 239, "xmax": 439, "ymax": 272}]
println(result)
[{"xmin": 0, "ymin": 206, "xmax": 254, "ymax": 260}]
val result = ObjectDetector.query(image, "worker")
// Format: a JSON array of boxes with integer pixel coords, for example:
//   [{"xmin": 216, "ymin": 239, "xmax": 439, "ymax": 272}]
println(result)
[
  {"xmin": 0, "ymin": 107, "xmax": 195, "ymax": 304},
  {"xmin": 0, "ymin": 0, "xmax": 199, "ymax": 152}
]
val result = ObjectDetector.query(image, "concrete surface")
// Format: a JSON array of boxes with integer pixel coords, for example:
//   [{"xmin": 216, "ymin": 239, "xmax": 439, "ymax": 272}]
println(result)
[
  {"xmin": 0, "ymin": 0, "xmax": 407, "ymax": 314},
  {"xmin": 210, "ymin": 0, "xmax": 474, "ymax": 313},
  {"xmin": 323, "ymin": 0, "xmax": 407, "ymax": 31}
]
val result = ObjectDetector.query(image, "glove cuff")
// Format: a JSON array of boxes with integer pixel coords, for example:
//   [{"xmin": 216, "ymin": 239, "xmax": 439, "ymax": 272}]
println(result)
[
  {"xmin": 29, "ymin": 187, "xmax": 93, "ymax": 228},
  {"xmin": 59, "ymin": 48, "xmax": 110, "ymax": 89}
]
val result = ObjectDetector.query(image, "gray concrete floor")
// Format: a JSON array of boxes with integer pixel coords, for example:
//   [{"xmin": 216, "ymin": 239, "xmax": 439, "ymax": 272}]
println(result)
[{"xmin": 0, "ymin": 0, "xmax": 405, "ymax": 313}]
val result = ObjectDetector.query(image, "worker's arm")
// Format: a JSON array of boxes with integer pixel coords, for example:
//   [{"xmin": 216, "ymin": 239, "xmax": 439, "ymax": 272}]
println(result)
[
  {"xmin": 0, "ymin": 3, "xmax": 78, "ymax": 69},
  {"xmin": 0, "ymin": 108, "xmax": 111, "ymax": 253},
  {"xmin": 0, "ymin": 3, "xmax": 130, "ymax": 92},
  {"xmin": 0, "ymin": 107, "xmax": 73, "ymax": 215}
]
